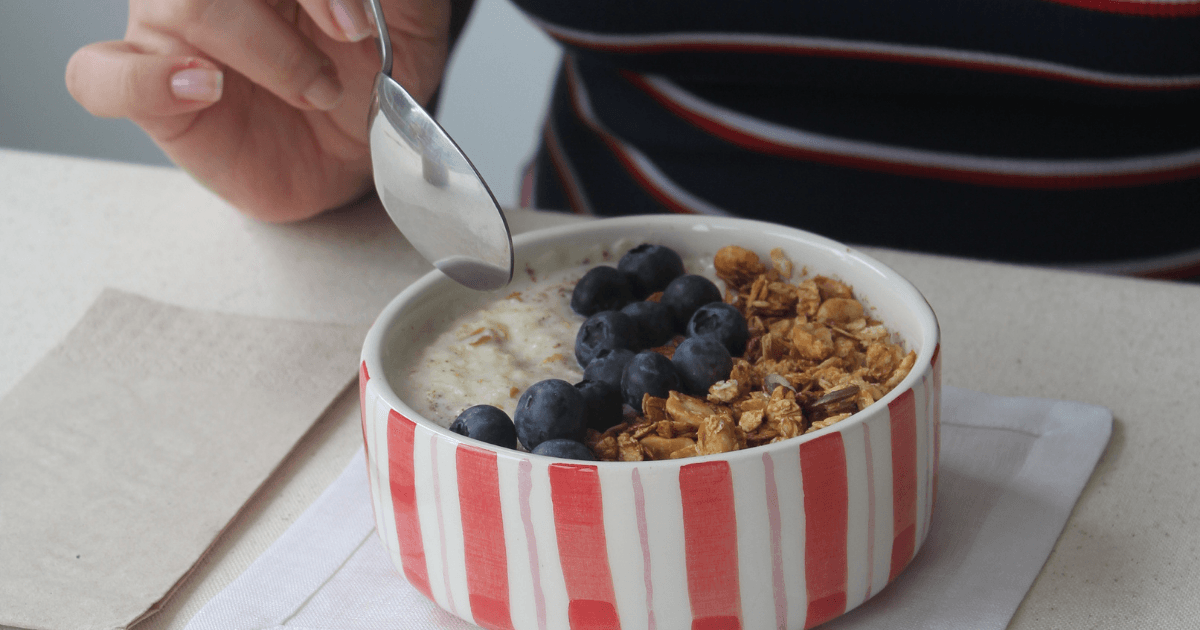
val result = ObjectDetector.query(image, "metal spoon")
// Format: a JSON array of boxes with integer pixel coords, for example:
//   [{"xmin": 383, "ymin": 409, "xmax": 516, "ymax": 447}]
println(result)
[{"xmin": 363, "ymin": 0, "xmax": 514, "ymax": 290}]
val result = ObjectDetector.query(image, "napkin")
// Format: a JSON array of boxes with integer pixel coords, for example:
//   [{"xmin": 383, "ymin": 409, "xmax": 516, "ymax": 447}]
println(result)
[
  {"xmin": 182, "ymin": 386, "xmax": 1112, "ymax": 630},
  {"xmin": 0, "ymin": 289, "xmax": 366, "ymax": 630}
]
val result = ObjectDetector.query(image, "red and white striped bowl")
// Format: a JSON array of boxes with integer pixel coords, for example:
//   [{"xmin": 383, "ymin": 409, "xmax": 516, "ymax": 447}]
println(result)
[{"xmin": 361, "ymin": 215, "xmax": 941, "ymax": 630}]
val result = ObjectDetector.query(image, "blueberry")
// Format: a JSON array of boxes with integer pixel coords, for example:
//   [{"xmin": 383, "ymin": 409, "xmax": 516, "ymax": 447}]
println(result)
[
  {"xmin": 583, "ymin": 348, "xmax": 636, "ymax": 388},
  {"xmin": 514, "ymin": 379, "xmax": 587, "ymax": 450},
  {"xmin": 575, "ymin": 379, "xmax": 624, "ymax": 432},
  {"xmin": 621, "ymin": 351, "xmax": 682, "ymax": 411},
  {"xmin": 449, "ymin": 405, "xmax": 517, "ymax": 449},
  {"xmin": 687, "ymin": 302, "xmax": 750, "ymax": 357},
  {"xmin": 672, "ymin": 335, "xmax": 733, "ymax": 397},
  {"xmin": 570, "ymin": 266, "xmax": 635, "ymax": 316},
  {"xmin": 661, "ymin": 274, "xmax": 723, "ymax": 332},
  {"xmin": 620, "ymin": 300, "xmax": 676, "ymax": 349},
  {"xmin": 574, "ymin": 310, "xmax": 637, "ymax": 367},
  {"xmin": 618, "ymin": 244, "xmax": 685, "ymax": 299},
  {"xmin": 531, "ymin": 439, "xmax": 596, "ymax": 461}
]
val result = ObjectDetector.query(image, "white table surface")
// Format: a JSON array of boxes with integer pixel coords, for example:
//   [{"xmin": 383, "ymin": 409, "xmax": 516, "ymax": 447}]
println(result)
[{"xmin": 3, "ymin": 148, "xmax": 1198, "ymax": 630}]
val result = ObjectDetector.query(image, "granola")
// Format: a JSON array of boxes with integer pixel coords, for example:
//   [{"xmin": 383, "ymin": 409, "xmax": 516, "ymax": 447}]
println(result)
[{"xmin": 589, "ymin": 246, "xmax": 915, "ymax": 461}]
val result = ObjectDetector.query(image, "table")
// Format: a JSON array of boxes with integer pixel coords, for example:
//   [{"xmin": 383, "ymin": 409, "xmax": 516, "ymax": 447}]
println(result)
[{"xmin": 2, "ymin": 148, "xmax": 1197, "ymax": 629}]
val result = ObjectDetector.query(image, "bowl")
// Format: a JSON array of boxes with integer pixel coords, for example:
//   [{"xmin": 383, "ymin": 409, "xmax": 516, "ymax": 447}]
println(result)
[{"xmin": 360, "ymin": 215, "xmax": 941, "ymax": 630}]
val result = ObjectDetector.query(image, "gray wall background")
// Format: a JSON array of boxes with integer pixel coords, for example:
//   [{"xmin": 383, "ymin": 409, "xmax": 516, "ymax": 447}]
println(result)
[{"xmin": 0, "ymin": 0, "xmax": 561, "ymax": 208}]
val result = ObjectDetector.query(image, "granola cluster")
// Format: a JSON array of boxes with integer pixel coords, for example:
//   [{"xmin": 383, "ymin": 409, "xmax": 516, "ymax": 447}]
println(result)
[{"xmin": 585, "ymin": 245, "xmax": 915, "ymax": 461}]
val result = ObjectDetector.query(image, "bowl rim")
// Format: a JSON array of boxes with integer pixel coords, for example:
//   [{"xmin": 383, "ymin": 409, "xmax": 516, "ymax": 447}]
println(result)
[{"xmin": 362, "ymin": 214, "xmax": 940, "ymax": 468}]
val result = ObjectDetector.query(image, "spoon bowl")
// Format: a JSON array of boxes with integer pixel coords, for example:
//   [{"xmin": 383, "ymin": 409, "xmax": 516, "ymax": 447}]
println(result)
[{"xmin": 364, "ymin": 0, "xmax": 514, "ymax": 291}]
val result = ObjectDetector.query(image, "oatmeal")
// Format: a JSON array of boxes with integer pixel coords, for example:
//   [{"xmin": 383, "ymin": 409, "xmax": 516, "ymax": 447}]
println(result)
[
  {"xmin": 402, "ymin": 267, "xmax": 584, "ymax": 426},
  {"xmin": 402, "ymin": 242, "xmax": 913, "ymax": 461},
  {"xmin": 402, "ymin": 248, "xmax": 714, "ymax": 427}
]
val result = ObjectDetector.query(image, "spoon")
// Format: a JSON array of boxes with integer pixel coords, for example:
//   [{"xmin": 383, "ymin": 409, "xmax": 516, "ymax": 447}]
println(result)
[{"xmin": 363, "ymin": 0, "xmax": 514, "ymax": 291}]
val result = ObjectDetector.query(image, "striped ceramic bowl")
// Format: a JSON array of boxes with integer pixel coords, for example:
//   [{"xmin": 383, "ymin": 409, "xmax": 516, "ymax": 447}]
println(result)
[{"xmin": 360, "ymin": 215, "xmax": 941, "ymax": 630}]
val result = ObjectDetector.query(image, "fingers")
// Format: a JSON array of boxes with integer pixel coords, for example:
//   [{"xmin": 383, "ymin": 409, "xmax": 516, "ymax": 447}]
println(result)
[
  {"xmin": 295, "ymin": 0, "xmax": 375, "ymax": 44},
  {"xmin": 178, "ymin": 0, "xmax": 351, "ymax": 111},
  {"xmin": 66, "ymin": 41, "xmax": 223, "ymax": 119}
]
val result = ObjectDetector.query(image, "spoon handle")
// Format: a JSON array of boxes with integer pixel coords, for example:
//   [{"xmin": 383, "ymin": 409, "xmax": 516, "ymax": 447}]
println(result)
[{"xmin": 363, "ymin": 0, "xmax": 392, "ymax": 76}]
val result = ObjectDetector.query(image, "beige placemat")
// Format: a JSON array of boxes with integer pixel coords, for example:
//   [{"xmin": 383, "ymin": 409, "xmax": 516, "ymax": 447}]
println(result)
[{"xmin": 0, "ymin": 289, "xmax": 366, "ymax": 630}]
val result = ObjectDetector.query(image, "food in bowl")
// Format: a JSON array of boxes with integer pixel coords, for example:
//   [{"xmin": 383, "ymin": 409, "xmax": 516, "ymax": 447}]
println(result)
[
  {"xmin": 401, "ymin": 242, "xmax": 915, "ymax": 461},
  {"xmin": 360, "ymin": 215, "xmax": 941, "ymax": 630},
  {"xmin": 398, "ymin": 244, "xmax": 714, "ymax": 430}
]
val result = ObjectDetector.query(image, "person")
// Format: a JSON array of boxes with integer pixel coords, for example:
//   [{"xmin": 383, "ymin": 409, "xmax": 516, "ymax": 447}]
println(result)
[{"xmin": 67, "ymin": 0, "xmax": 1200, "ymax": 278}]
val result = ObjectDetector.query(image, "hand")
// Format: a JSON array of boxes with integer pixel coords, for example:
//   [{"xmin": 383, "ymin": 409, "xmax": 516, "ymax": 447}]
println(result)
[{"xmin": 66, "ymin": 0, "xmax": 451, "ymax": 222}]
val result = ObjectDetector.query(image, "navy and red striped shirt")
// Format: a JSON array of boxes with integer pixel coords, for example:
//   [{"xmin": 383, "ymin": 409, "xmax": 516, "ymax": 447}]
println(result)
[{"xmin": 512, "ymin": 0, "xmax": 1200, "ymax": 277}]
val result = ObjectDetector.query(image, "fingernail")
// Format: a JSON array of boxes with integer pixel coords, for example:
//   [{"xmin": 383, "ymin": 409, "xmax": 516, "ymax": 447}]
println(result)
[
  {"xmin": 301, "ymin": 63, "xmax": 344, "ymax": 110},
  {"xmin": 363, "ymin": 0, "xmax": 377, "ymax": 29},
  {"xmin": 170, "ymin": 68, "xmax": 223, "ymax": 102},
  {"xmin": 331, "ymin": 0, "xmax": 371, "ymax": 41}
]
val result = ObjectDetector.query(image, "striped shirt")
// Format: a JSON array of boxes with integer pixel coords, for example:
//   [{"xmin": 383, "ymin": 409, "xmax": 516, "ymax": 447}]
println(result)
[{"xmin": 512, "ymin": 0, "xmax": 1200, "ymax": 278}]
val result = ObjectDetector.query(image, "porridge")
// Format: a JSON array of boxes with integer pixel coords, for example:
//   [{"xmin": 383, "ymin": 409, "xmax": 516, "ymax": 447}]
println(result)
[{"xmin": 400, "ymin": 242, "xmax": 914, "ymax": 461}]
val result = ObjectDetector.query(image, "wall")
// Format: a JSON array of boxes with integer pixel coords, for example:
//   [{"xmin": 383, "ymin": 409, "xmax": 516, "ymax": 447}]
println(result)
[{"xmin": 438, "ymin": 0, "xmax": 562, "ymax": 207}]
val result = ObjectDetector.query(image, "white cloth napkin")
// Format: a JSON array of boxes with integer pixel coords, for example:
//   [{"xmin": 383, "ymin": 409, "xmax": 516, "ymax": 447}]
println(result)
[{"xmin": 183, "ymin": 386, "xmax": 1111, "ymax": 630}]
